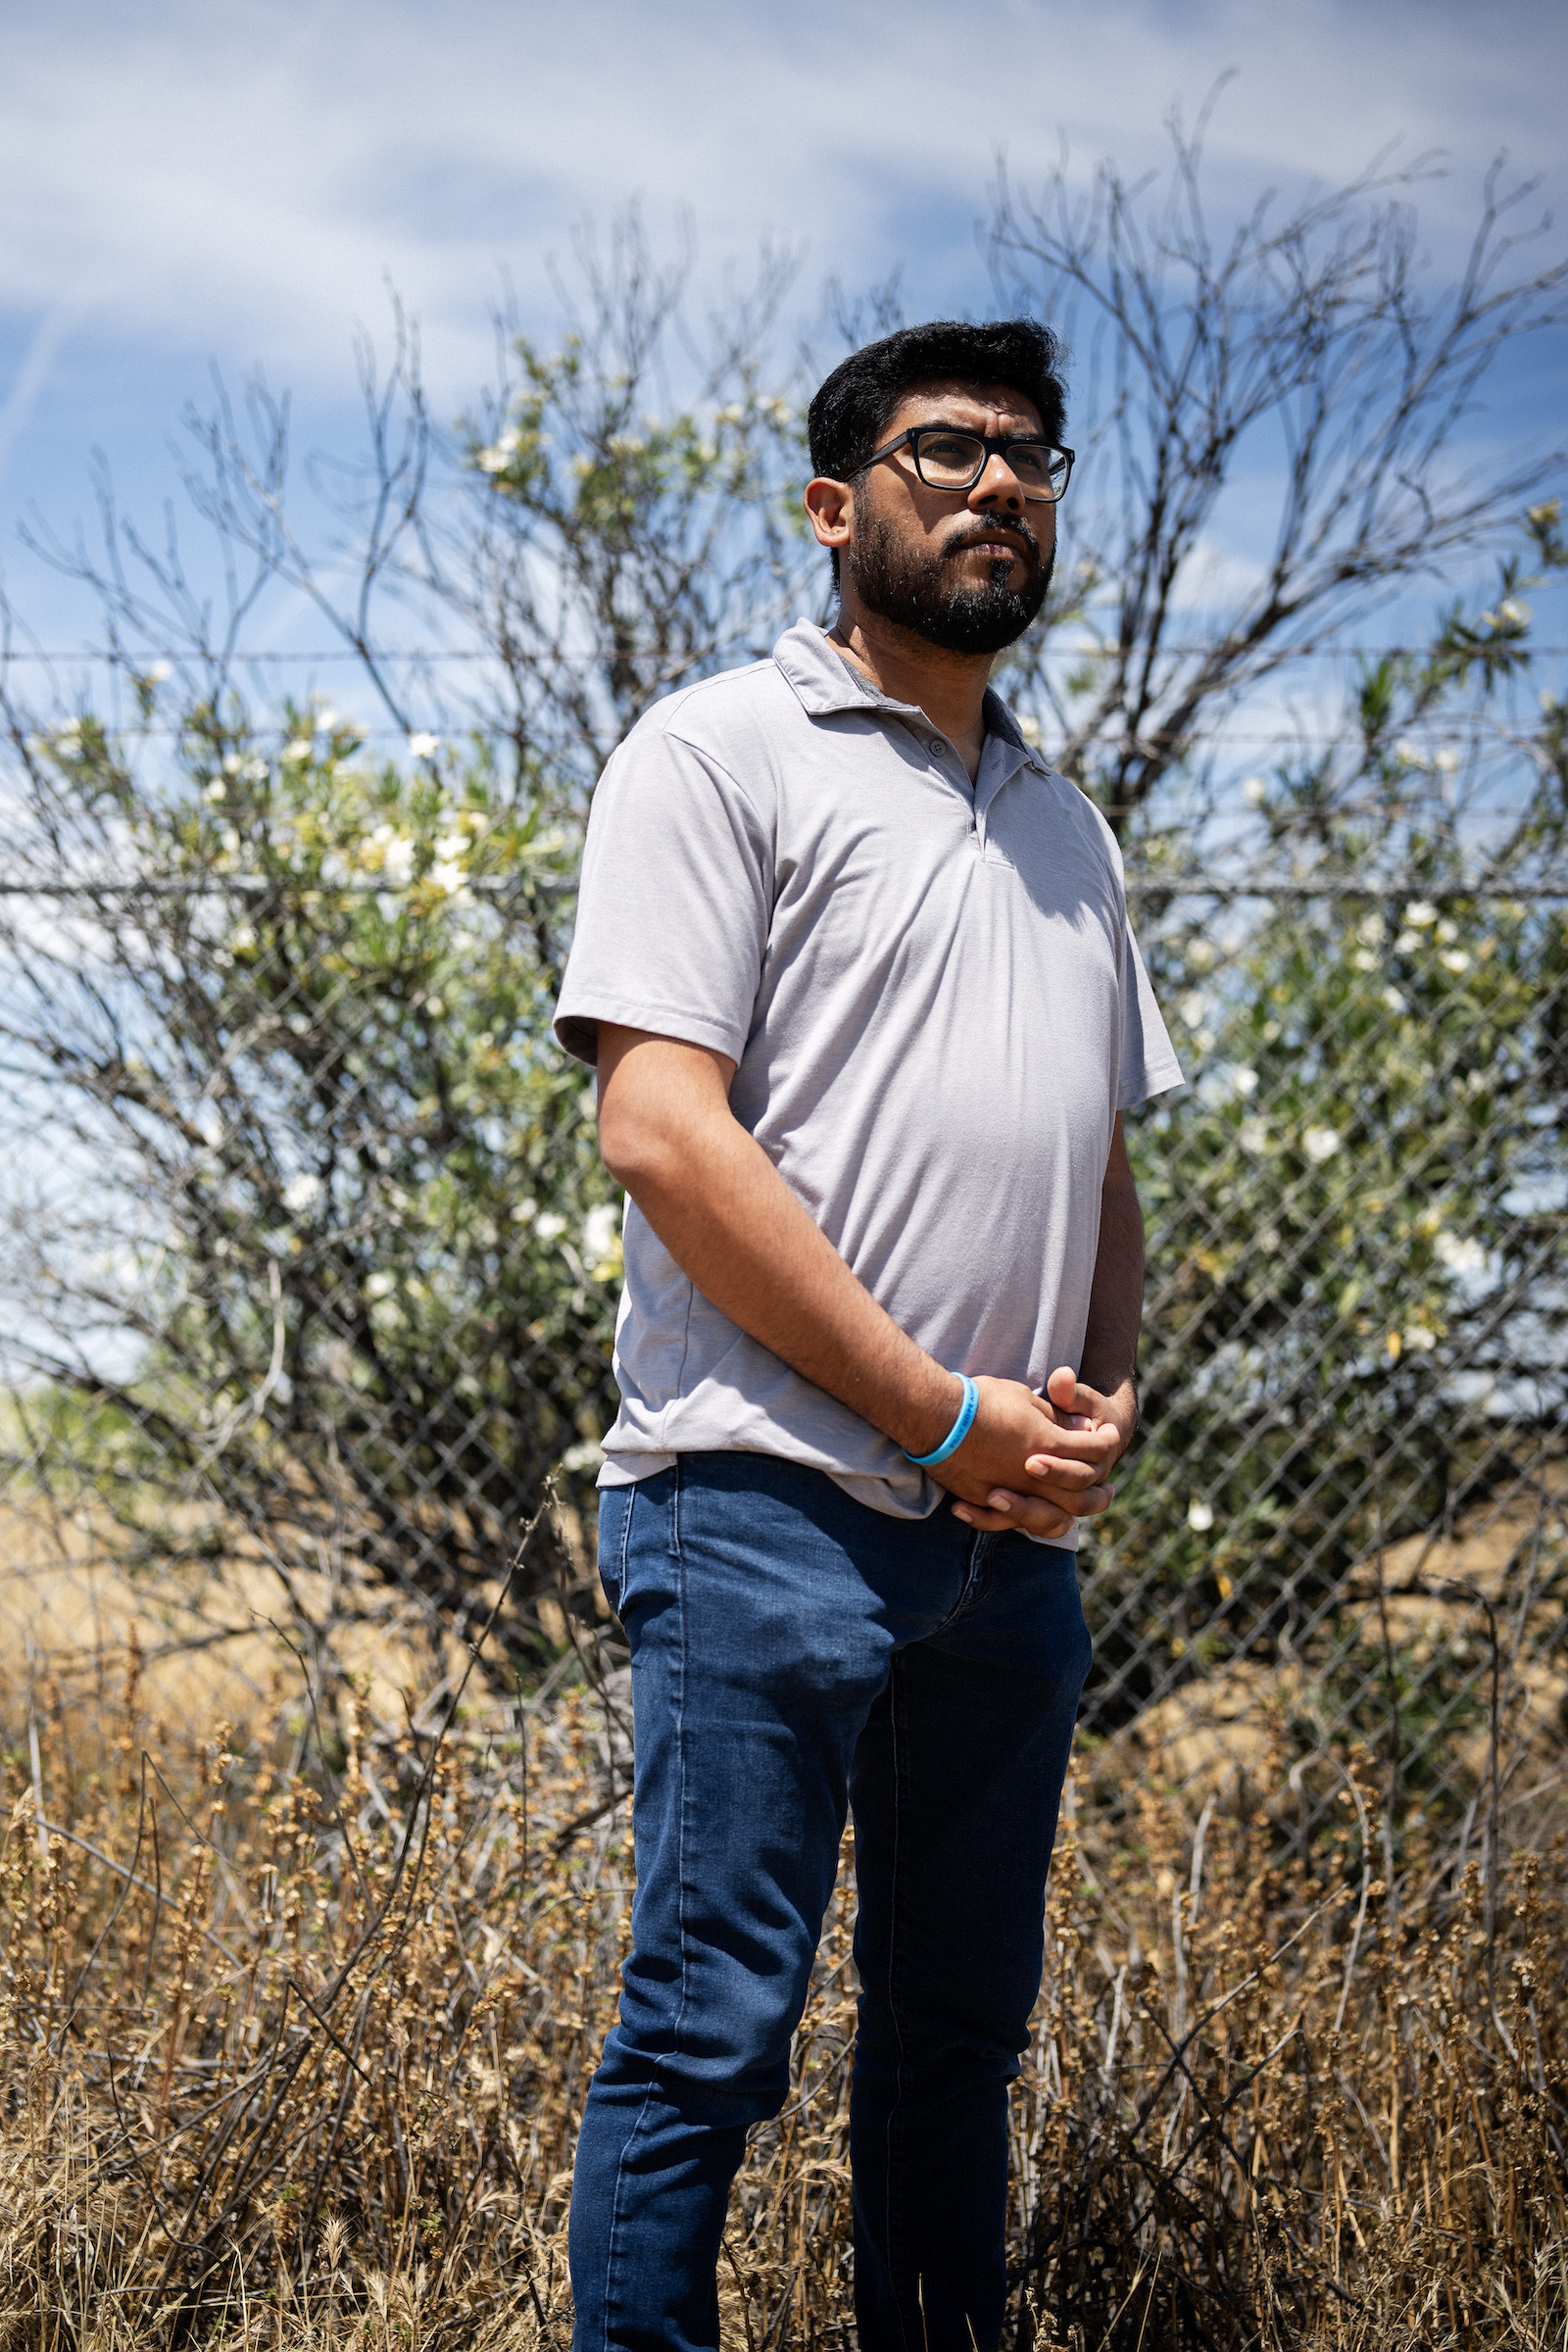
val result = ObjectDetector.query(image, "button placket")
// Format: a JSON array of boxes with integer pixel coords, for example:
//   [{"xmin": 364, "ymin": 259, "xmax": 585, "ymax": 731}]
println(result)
[{"xmin": 908, "ymin": 723, "xmax": 980, "ymax": 840}]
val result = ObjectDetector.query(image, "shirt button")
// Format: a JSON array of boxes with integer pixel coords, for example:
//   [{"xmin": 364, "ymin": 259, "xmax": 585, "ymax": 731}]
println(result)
[{"xmin": 928, "ymin": 737, "xmax": 946, "ymax": 757}]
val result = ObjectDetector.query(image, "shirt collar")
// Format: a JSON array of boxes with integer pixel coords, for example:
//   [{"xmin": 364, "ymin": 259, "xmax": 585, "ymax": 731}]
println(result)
[{"xmin": 771, "ymin": 617, "xmax": 1048, "ymax": 780}]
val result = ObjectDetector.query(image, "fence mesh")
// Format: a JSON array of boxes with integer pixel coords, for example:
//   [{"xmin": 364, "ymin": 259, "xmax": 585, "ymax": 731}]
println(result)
[{"xmin": 1, "ymin": 858, "xmax": 1563, "ymax": 1852}]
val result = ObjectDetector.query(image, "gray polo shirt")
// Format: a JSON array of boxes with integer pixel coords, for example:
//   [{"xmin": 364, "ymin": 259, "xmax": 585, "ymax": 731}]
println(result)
[{"xmin": 555, "ymin": 618, "xmax": 1183, "ymax": 1541}]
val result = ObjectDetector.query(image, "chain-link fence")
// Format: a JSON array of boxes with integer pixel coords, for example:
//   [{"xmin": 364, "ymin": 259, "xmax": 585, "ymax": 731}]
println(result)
[
  {"xmin": 1101, "ymin": 877, "xmax": 1567, "ymax": 1856},
  {"xmin": 2, "ymin": 856, "xmax": 1564, "ymax": 1853}
]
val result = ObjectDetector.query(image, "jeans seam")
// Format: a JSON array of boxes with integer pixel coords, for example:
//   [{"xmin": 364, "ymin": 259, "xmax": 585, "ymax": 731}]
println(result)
[
  {"xmin": 602, "ymin": 1483, "xmax": 634, "ymax": 1618},
  {"xmin": 598, "ymin": 1475, "xmax": 693, "ymax": 2344},
  {"xmin": 618, "ymin": 1483, "xmax": 634, "ymax": 1588},
  {"xmin": 935, "ymin": 1530, "xmax": 996, "ymax": 1633}
]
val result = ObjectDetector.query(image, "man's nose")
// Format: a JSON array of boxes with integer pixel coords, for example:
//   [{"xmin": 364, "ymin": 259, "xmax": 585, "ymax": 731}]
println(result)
[{"xmin": 968, "ymin": 454, "xmax": 1026, "ymax": 514}]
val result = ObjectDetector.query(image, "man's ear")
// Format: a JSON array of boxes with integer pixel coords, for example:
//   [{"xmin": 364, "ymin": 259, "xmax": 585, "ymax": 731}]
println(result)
[{"xmin": 803, "ymin": 474, "xmax": 854, "ymax": 558}]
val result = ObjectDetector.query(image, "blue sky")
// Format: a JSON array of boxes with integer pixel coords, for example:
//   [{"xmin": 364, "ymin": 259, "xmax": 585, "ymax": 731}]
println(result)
[{"xmin": 2, "ymin": 0, "xmax": 1564, "ymax": 662}]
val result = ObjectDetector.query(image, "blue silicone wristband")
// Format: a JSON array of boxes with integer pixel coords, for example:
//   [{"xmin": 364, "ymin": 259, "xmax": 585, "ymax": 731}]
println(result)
[{"xmin": 904, "ymin": 1374, "xmax": 979, "ymax": 1467}]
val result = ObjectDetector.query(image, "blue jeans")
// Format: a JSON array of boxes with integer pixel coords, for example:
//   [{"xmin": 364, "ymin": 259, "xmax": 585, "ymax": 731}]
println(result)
[{"xmin": 567, "ymin": 1451, "xmax": 1092, "ymax": 2352}]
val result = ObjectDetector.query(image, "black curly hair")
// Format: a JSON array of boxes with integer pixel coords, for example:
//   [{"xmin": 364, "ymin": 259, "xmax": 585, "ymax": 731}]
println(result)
[{"xmin": 807, "ymin": 318, "xmax": 1067, "ymax": 588}]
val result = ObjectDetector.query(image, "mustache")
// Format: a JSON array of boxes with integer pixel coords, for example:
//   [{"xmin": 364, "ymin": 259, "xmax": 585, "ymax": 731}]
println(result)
[{"xmin": 941, "ymin": 519, "xmax": 1043, "ymax": 568}]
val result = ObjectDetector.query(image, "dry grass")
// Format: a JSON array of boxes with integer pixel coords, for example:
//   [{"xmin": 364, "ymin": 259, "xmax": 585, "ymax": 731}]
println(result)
[{"xmin": 3, "ymin": 1591, "xmax": 1568, "ymax": 2351}]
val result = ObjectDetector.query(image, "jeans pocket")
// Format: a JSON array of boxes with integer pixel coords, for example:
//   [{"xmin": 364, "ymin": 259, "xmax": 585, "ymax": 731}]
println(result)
[
  {"xmin": 941, "ymin": 1535, "xmax": 997, "ymax": 1628},
  {"xmin": 596, "ymin": 1485, "xmax": 633, "ymax": 1619}
]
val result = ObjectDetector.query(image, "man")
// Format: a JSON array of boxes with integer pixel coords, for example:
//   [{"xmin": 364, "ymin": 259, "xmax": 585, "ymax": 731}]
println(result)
[{"xmin": 554, "ymin": 318, "xmax": 1182, "ymax": 2350}]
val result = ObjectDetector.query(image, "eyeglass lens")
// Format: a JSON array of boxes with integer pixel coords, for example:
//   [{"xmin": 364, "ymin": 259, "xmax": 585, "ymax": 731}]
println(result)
[{"xmin": 914, "ymin": 431, "xmax": 1069, "ymax": 502}]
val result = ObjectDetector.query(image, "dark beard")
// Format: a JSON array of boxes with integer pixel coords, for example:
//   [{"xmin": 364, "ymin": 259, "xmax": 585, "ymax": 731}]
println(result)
[{"xmin": 848, "ymin": 509, "xmax": 1053, "ymax": 655}]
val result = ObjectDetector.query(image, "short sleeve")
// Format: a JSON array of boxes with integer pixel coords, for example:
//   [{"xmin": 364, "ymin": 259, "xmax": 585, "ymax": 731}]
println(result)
[
  {"xmin": 1117, "ymin": 915, "xmax": 1185, "ymax": 1110},
  {"xmin": 554, "ymin": 718, "xmax": 772, "ymax": 1068}
]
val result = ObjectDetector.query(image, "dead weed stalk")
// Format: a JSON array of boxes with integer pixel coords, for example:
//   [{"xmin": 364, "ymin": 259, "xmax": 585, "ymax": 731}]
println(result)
[{"xmin": 2, "ymin": 1636, "xmax": 1566, "ymax": 2349}]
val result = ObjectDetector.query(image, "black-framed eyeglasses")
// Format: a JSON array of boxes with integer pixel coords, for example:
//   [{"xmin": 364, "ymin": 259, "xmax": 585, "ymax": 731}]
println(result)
[{"xmin": 864, "ymin": 424, "xmax": 1075, "ymax": 505}]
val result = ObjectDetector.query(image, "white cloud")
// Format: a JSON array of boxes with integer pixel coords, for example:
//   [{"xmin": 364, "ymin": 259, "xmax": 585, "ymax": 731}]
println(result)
[
  {"xmin": 0, "ymin": 0, "xmax": 1561, "ymax": 401},
  {"xmin": 1, "ymin": 0, "xmax": 1562, "ymax": 647},
  {"xmin": 1169, "ymin": 533, "xmax": 1269, "ymax": 616},
  {"xmin": 0, "ymin": 305, "xmax": 83, "ymax": 479}
]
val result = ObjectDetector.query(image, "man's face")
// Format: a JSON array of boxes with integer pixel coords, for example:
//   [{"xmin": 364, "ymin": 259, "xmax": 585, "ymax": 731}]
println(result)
[{"xmin": 845, "ymin": 380, "xmax": 1057, "ymax": 657}]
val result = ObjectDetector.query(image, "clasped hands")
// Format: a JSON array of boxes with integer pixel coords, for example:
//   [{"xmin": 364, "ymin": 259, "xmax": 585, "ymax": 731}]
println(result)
[{"xmin": 928, "ymin": 1367, "xmax": 1135, "ymax": 1542}]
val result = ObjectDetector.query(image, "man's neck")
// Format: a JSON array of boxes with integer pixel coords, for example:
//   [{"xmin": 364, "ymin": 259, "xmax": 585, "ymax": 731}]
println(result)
[{"xmin": 826, "ymin": 605, "xmax": 993, "ymax": 783}]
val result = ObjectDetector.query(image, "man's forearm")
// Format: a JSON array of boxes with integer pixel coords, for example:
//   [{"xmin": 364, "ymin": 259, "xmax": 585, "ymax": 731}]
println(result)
[
  {"xmin": 595, "ymin": 1026, "xmax": 1124, "ymax": 1529},
  {"xmin": 597, "ymin": 1030, "xmax": 960, "ymax": 1456}
]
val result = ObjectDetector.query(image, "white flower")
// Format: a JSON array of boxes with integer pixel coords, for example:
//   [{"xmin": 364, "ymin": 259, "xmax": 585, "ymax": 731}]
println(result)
[
  {"xmin": 1435, "ymin": 917, "xmax": 1459, "ymax": 944},
  {"xmin": 284, "ymin": 737, "xmax": 312, "ymax": 761},
  {"xmin": 204, "ymin": 779, "xmax": 227, "ymax": 803},
  {"xmin": 562, "ymin": 1437, "xmax": 605, "ymax": 1473},
  {"xmin": 1179, "ymin": 990, "xmax": 1207, "ymax": 1028},
  {"xmin": 1357, "ymin": 912, "xmax": 1387, "ymax": 948},
  {"xmin": 381, "ymin": 837, "xmax": 416, "ymax": 890},
  {"xmin": 1231, "ymin": 1066, "xmax": 1258, "ymax": 1098},
  {"xmin": 428, "ymin": 858, "xmax": 468, "ymax": 899},
  {"xmin": 1302, "ymin": 1126, "xmax": 1341, "ymax": 1164},
  {"xmin": 535, "ymin": 1210, "xmax": 566, "ymax": 1242},
  {"xmin": 1440, "ymin": 949, "xmax": 1472, "ymax": 975},
  {"xmin": 1187, "ymin": 1497, "xmax": 1214, "ymax": 1534},
  {"xmin": 408, "ymin": 731, "xmax": 439, "ymax": 759},
  {"xmin": 365, "ymin": 1270, "xmax": 396, "ymax": 1300},
  {"xmin": 230, "ymin": 922, "xmax": 256, "ymax": 955},
  {"xmin": 433, "ymin": 833, "xmax": 467, "ymax": 864},
  {"xmin": 145, "ymin": 661, "xmax": 171, "ymax": 685},
  {"xmin": 1352, "ymin": 949, "xmax": 1378, "ymax": 971},
  {"xmin": 478, "ymin": 429, "xmax": 522, "ymax": 472},
  {"xmin": 1435, "ymin": 1232, "xmax": 1487, "ymax": 1276},
  {"xmin": 1435, "ymin": 747, "xmax": 1460, "ymax": 774},
  {"xmin": 1239, "ymin": 1116, "xmax": 1268, "ymax": 1153},
  {"xmin": 1382, "ymin": 987, "xmax": 1407, "ymax": 1014},
  {"xmin": 1498, "ymin": 598, "xmax": 1530, "ymax": 626},
  {"xmin": 582, "ymin": 1202, "xmax": 621, "ymax": 1263},
  {"xmin": 1017, "ymin": 715, "xmax": 1042, "ymax": 747},
  {"xmin": 314, "ymin": 708, "xmax": 340, "ymax": 734},
  {"xmin": 1402, "ymin": 1325, "xmax": 1438, "ymax": 1353},
  {"xmin": 1395, "ymin": 739, "xmax": 1427, "ymax": 768},
  {"xmin": 282, "ymin": 1172, "xmax": 324, "ymax": 1216},
  {"xmin": 1404, "ymin": 901, "xmax": 1439, "ymax": 928},
  {"xmin": 1395, "ymin": 931, "xmax": 1419, "ymax": 954},
  {"xmin": 1242, "ymin": 775, "xmax": 1268, "ymax": 807},
  {"xmin": 512, "ymin": 1197, "xmax": 537, "ymax": 1224}
]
